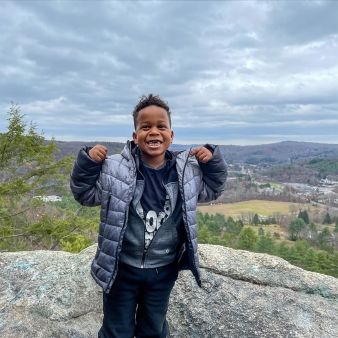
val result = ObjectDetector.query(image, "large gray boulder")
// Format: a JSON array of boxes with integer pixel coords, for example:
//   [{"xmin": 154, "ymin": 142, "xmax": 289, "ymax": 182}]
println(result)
[{"xmin": 0, "ymin": 244, "xmax": 337, "ymax": 338}]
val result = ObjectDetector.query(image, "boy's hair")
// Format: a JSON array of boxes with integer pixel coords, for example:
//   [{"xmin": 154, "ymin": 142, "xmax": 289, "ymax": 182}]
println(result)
[{"xmin": 132, "ymin": 94, "xmax": 171, "ymax": 129}]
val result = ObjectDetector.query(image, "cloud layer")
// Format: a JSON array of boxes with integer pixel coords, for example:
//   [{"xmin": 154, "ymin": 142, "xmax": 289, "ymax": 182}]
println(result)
[{"xmin": 0, "ymin": 1, "xmax": 337, "ymax": 145}]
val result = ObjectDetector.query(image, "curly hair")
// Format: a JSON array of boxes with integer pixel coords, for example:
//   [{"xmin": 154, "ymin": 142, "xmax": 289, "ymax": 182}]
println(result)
[{"xmin": 132, "ymin": 94, "xmax": 171, "ymax": 129}]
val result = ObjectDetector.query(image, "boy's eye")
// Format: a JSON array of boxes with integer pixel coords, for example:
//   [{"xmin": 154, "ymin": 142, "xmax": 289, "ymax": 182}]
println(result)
[
  {"xmin": 142, "ymin": 126, "xmax": 150, "ymax": 130},
  {"xmin": 158, "ymin": 125, "xmax": 166, "ymax": 129}
]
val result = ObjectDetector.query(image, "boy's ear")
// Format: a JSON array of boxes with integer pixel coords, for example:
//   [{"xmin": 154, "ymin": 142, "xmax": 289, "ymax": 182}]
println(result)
[
  {"xmin": 132, "ymin": 131, "xmax": 137, "ymax": 144},
  {"xmin": 170, "ymin": 130, "xmax": 174, "ymax": 143}
]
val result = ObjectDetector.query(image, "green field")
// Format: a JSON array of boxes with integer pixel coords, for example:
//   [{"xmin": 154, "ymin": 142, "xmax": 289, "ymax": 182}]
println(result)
[
  {"xmin": 269, "ymin": 183, "xmax": 281, "ymax": 188},
  {"xmin": 198, "ymin": 200, "xmax": 299, "ymax": 218}
]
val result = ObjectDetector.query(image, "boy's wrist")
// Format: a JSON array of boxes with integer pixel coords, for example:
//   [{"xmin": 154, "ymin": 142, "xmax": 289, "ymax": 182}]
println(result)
[
  {"xmin": 77, "ymin": 146, "xmax": 104, "ymax": 169},
  {"xmin": 203, "ymin": 144, "xmax": 216, "ymax": 154}
]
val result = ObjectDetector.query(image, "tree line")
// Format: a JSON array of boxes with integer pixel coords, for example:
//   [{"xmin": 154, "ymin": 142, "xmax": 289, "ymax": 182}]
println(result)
[
  {"xmin": 214, "ymin": 179, "xmax": 307, "ymax": 205},
  {"xmin": 197, "ymin": 211, "xmax": 338, "ymax": 278}
]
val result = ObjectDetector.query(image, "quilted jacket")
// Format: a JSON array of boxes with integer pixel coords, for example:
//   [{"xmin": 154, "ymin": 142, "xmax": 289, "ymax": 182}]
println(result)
[{"xmin": 70, "ymin": 141, "xmax": 227, "ymax": 293}]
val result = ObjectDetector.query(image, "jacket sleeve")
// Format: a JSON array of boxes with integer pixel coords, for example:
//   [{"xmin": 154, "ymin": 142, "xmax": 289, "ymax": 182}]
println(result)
[
  {"xmin": 197, "ymin": 144, "xmax": 227, "ymax": 203},
  {"xmin": 70, "ymin": 146, "xmax": 103, "ymax": 207}
]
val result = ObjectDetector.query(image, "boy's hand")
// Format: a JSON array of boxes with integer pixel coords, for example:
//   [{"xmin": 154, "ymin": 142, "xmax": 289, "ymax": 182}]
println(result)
[
  {"xmin": 190, "ymin": 146, "xmax": 213, "ymax": 163},
  {"xmin": 88, "ymin": 144, "xmax": 108, "ymax": 162}
]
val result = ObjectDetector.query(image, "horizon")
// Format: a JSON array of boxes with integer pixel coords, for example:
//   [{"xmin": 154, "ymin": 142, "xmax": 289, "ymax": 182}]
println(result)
[{"xmin": 52, "ymin": 139, "xmax": 338, "ymax": 147}]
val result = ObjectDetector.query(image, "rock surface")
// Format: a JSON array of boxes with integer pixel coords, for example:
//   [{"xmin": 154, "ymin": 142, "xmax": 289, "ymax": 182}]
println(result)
[{"xmin": 0, "ymin": 244, "xmax": 337, "ymax": 338}]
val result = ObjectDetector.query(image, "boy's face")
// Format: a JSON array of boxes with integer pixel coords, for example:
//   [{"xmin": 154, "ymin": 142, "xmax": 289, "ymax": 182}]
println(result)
[{"xmin": 132, "ymin": 105, "xmax": 174, "ymax": 167}]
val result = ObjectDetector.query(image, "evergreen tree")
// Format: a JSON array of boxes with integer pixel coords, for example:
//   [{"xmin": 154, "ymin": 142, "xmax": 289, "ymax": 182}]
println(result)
[
  {"xmin": 317, "ymin": 242, "xmax": 334, "ymax": 254},
  {"xmin": 323, "ymin": 212, "xmax": 331, "ymax": 224},
  {"xmin": 275, "ymin": 242, "xmax": 290, "ymax": 261},
  {"xmin": 226, "ymin": 216, "xmax": 242, "ymax": 235},
  {"xmin": 196, "ymin": 211, "xmax": 204, "ymax": 228},
  {"xmin": 204, "ymin": 212, "xmax": 211, "ymax": 223},
  {"xmin": 237, "ymin": 227, "xmax": 258, "ymax": 251},
  {"xmin": 258, "ymin": 227, "xmax": 265, "ymax": 236},
  {"xmin": 235, "ymin": 220, "xmax": 244, "ymax": 235},
  {"xmin": 208, "ymin": 236, "xmax": 221, "ymax": 246},
  {"xmin": 254, "ymin": 231, "xmax": 275, "ymax": 255},
  {"xmin": 198, "ymin": 225, "xmax": 210, "ymax": 244},
  {"xmin": 309, "ymin": 222, "xmax": 317, "ymax": 231},
  {"xmin": 288, "ymin": 246, "xmax": 302, "ymax": 266},
  {"xmin": 298, "ymin": 211, "xmax": 303, "ymax": 221},
  {"xmin": 0, "ymin": 105, "xmax": 77, "ymax": 251},
  {"xmin": 214, "ymin": 213, "xmax": 227, "ymax": 230},
  {"xmin": 206, "ymin": 219, "xmax": 222, "ymax": 236},
  {"xmin": 328, "ymin": 253, "xmax": 338, "ymax": 278},
  {"xmin": 334, "ymin": 220, "xmax": 338, "ymax": 233},
  {"xmin": 252, "ymin": 213, "xmax": 260, "ymax": 226},
  {"xmin": 237, "ymin": 219, "xmax": 244, "ymax": 227},
  {"xmin": 316, "ymin": 251, "xmax": 331, "ymax": 274},
  {"xmin": 219, "ymin": 232, "xmax": 237, "ymax": 248},
  {"xmin": 317, "ymin": 227, "xmax": 332, "ymax": 245},
  {"xmin": 298, "ymin": 210, "xmax": 309, "ymax": 224},
  {"xmin": 303, "ymin": 248, "xmax": 319, "ymax": 272},
  {"xmin": 293, "ymin": 239, "xmax": 310, "ymax": 257},
  {"xmin": 288, "ymin": 218, "xmax": 306, "ymax": 240}
]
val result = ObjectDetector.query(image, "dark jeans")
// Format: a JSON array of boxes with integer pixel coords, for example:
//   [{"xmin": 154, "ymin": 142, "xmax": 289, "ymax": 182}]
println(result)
[{"xmin": 98, "ymin": 260, "xmax": 178, "ymax": 338}]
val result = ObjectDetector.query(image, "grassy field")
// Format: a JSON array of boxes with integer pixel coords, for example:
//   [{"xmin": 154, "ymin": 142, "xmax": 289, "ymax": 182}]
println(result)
[
  {"xmin": 270, "ymin": 183, "xmax": 281, "ymax": 188},
  {"xmin": 198, "ymin": 200, "xmax": 333, "ymax": 243},
  {"xmin": 198, "ymin": 200, "xmax": 299, "ymax": 218}
]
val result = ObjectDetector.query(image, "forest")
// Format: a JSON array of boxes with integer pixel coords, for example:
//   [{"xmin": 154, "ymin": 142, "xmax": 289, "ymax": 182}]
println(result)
[{"xmin": 196, "ymin": 210, "xmax": 338, "ymax": 278}]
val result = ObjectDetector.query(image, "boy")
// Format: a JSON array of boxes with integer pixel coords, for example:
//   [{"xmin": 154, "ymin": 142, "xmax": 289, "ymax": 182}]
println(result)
[{"xmin": 70, "ymin": 94, "xmax": 227, "ymax": 338}]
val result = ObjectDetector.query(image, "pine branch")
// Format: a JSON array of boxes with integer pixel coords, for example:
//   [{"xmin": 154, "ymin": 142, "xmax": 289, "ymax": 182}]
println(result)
[{"xmin": 0, "ymin": 208, "xmax": 31, "ymax": 219}]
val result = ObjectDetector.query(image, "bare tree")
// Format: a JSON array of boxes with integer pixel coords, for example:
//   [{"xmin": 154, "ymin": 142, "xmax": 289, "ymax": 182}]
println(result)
[
  {"xmin": 297, "ymin": 202, "xmax": 305, "ymax": 212},
  {"xmin": 247, "ymin": 211, "xmax": 255, "ymax": 224},
  {"xmin": 288, "ymin": 204, "xmax": 298, "ymax": 215}
]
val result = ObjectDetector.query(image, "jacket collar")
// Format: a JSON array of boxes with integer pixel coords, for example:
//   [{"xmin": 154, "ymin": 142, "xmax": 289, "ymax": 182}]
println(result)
[
  {"xmin": 121, "ymin": 140, "xmax": 192, "ymax": 170},
  {"xmin": 120, "ymin": 140, "xmax": 135, "ymax": 162}
]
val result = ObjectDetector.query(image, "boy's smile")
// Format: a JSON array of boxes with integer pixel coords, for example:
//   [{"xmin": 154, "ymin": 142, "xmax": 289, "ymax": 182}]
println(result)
[{"xmin": 132, "ymin": 105, "xmax": 174, "ymax": 168}]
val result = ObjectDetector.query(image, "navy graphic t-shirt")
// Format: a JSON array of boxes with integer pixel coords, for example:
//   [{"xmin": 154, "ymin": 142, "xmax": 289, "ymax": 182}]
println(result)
[{"xmin": 136, "ymin": 159, "xmax": 172, "ymax": 250}]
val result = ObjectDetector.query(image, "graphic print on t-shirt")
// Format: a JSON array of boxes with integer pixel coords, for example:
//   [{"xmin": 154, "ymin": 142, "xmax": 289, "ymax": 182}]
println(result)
[{"xmin": 136, "ymin": 194, "xmax": 172, "ymax": 249}]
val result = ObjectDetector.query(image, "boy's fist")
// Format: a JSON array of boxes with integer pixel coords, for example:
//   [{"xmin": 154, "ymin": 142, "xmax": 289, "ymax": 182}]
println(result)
[
  {"xmin": 88, "ymin": 144, "xmax": 108, "ymax": 162},
  {"xmin": 190, "ymin": 146, "xmax": 212, "ymax": 163}
]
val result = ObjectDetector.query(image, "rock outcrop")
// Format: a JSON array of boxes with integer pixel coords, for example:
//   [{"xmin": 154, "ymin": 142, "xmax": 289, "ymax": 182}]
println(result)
[{"xmin": 1, "ymin": 244, "xmax": 337, "ymax": 338}]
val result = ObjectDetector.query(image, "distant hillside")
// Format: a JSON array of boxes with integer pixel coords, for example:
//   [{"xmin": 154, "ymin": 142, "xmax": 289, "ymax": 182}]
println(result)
[
  {"xmin": 308, "ymin": 158, "xmax": 338, "ymax": 174},
  {"xmin": 52, "ymin": 141, "xmax": 125, "ymax": 160},
  {"xmin": 53, "ymin": 140, "xmax": 338, "ymax": 165},
  {"xmin": 217, "ymin": 141, "xmax": 338, "ymax": 165}
]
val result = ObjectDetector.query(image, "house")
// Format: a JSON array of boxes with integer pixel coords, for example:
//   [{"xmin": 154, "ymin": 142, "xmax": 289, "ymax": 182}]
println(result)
[{"xmin": 33, "ymin": 195, "xmax": 62, "ymax": 202}]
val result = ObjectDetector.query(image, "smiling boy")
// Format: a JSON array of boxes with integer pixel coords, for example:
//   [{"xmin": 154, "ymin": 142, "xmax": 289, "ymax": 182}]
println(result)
[{"xmin": 70, "ymin": 94, "xmax": 227, "ymax": 338}]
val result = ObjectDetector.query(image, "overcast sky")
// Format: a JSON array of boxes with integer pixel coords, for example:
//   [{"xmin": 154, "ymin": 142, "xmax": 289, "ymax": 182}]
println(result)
[{"xmin": 0, "ymin": 1, "xmax": 337, "ymax": 145}]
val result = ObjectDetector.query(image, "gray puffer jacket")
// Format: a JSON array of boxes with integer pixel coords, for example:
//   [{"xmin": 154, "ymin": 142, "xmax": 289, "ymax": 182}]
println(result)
[{"xmin": 70, "ymin": 141, "xmax": 227, "ymax": 293}]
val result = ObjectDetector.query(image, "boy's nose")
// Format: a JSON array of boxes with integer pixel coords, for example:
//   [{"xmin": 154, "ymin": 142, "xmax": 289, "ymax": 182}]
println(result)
[{"xmin": 149, "ymin": 127, "xmax": 160, "ymax": 134}]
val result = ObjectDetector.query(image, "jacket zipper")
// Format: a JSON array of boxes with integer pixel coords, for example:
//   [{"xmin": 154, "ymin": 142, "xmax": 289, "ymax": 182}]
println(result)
[
  {"xmin": 180, "ymin": 149, "xmax": 199, "ymax": 275},
  {"xmin": 106, "ymin": 192, "xmax": 112, "ymax": 219},
  {"xmin": 133, "ymin": 153, "xmax": 148, "ymax": 269}
]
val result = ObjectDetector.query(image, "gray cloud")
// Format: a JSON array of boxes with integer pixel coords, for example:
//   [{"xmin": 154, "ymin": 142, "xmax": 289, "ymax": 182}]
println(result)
[{"xmin": 0, "ymin": 0, "xmax": 337, "ymax": 145}]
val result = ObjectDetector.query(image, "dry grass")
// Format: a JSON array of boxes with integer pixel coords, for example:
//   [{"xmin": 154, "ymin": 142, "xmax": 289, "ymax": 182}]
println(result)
[
  {"xmin": 198, "ymin": 200, "xmax": 299, "ymax": 218},
  {"xmin": 245, "ymin": 224, "xmax": 289, "ymax": 242}
]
